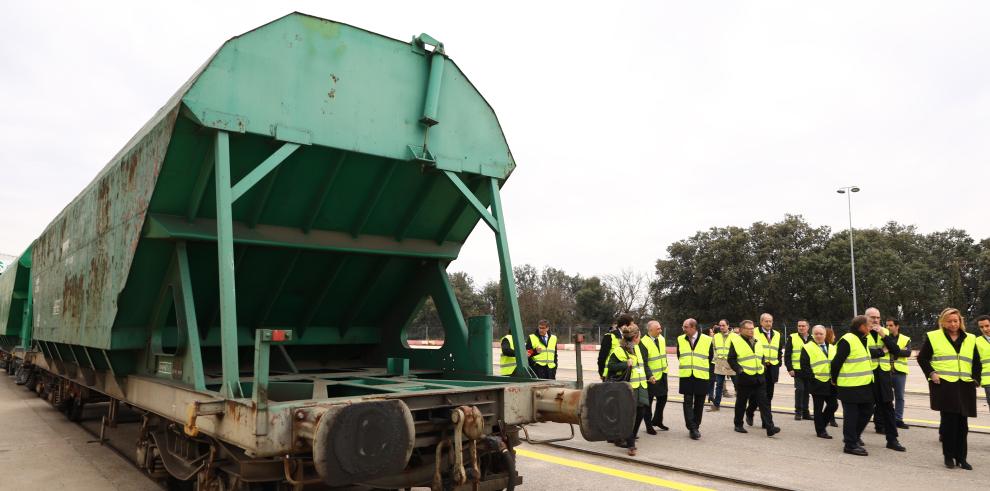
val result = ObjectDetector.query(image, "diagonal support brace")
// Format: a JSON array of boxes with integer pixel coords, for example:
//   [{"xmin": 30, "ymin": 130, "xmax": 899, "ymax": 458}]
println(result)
[
  {"xmin": 441, "ymin": 170, "xmax": 498, "ymax": 232},
  {"xmin": 231, "ymin": 143, "xmax": 301, "ymax": 202}
]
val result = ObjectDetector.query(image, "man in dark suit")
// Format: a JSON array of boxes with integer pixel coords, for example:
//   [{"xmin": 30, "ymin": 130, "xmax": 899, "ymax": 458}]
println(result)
[
  {"xmin": 676, "ymin": 318, "xmax": 713, "ymax": 440},
  {"xmin": 746, "ymin": 313, "xmax": 782, "ymax": 427}
]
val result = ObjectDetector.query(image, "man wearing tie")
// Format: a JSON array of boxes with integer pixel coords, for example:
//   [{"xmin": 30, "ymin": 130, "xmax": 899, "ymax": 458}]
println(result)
[
  {"xmin": 676, "ymin": 318, "xmax": 713, "ymax": 440},
  {"xmin": 526, "ymin": 320, "xmax": 558, "ymax": 379},
  {"xmin": 747, "ymin": 313, "xmax": 782, "ymax": 427},
  {"xmin": 800, "ymin": 325, "xmax": 838, "ymax": 439}
]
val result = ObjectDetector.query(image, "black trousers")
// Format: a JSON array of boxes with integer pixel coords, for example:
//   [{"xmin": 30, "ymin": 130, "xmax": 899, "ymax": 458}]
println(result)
[
  {"xmin": 736, "ymin": 383, "xmax": 773, "ymax": 428},
  {"xmin": 647, "ymin": 380, "xmax": 667, "ymax": 427},
  {"xmin": 794, "ymin": 377, "xmax": 810, "ymax": 415},
  {"xmin": 532, "ymin": 364, "xmax": 556, "ymax": 380},
  {"xmin": 940, "ymin": 412, "xmax": 969, "ymax": 461},
  {"xmin": 840, "ymin": 400, "xmax": 873, "ymax": 448},
  {"xmin": 872, "ymin": 400, "xmax": 898, "ymax": 443},
  {"xmin": 746, "ymin": 368, "xmax": 776, "ymax": 418},
  {"xmin": 682, "ymin": 393, "xmax": 705, "ymax": 431},
  {"xmin": 811, "ymin": 393, "xmax": 838, "ymax": 435},
  {"xmin": 626, "ymin": 405, "xmax": 647, "ymax": 447}
]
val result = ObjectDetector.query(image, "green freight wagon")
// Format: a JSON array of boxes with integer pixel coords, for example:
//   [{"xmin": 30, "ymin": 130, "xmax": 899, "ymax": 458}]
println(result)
[
  {"xmin": 8, "ymin": 12, "xmax": 632, "ymax": 490},
  {"xmin": 0, "ymin": 245, "xmax": 33, "ymax": 364}
]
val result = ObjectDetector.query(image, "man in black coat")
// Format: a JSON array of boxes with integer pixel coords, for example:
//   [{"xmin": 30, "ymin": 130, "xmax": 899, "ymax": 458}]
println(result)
[
  {"xmin": 831, "ymin": 315, "xmax": 892, "ymax": 456},
  {"xmin": 676, "ymin": 318, "xmax": 713, "ymax": 440},
  {"xmin": 865, "ymin": 307, "xmax": 906, "ymax": 451},
  {"xmin": 746, "ymin": 313, "xmax": 782, "ymax": 426},
  {"xmin": 728, "ymin": 319, "xmax": 781, "ymax": 437},
  {"xmin": 800, "ymin": 325, "xmax": 838, "ymax": 439}
]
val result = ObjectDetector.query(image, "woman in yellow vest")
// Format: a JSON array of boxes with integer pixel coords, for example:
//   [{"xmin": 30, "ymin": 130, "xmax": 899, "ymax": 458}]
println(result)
[
  {"xmin": 799, "ymin": 325, "xmax": 837, "ymax": 439},
  {"xmin": 604, "ymin": 323, "xmax": 653, "ymax": 456},
  {"xmin": 918, "ymin": 308, "xmax": 982, "ymax": 470},
  {"xmin": 677, "ymin": 318, "xmax": 712, "ymax": 440}
]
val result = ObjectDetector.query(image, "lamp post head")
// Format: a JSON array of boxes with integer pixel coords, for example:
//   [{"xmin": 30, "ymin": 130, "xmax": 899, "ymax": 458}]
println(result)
[
  {"xmin": 837, "ymin": 189, "xmax": 846, "ymax": 194},
  {"xmin": 851, "ymin": 186, "xmax": 860, "ymax": 193}
]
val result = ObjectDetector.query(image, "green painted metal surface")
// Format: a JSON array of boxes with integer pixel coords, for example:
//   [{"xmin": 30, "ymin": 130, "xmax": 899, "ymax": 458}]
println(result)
[
  {"xmin": 25, "ymin": 13, "xmax": 527, "ymax": 388},
  {"xmin": 0, "ymin": 246, "xmax": 33, "ymax": 348}
]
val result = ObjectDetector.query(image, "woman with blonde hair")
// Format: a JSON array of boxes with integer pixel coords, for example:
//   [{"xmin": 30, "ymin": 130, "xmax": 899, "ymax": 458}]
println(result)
[
  {"xmin": 604, "ymin": 322, "xmax": 653, "ymax": 456},
  {"xmin": 918, "ymin": 308, "xmax": 982, "ymax": 470}
]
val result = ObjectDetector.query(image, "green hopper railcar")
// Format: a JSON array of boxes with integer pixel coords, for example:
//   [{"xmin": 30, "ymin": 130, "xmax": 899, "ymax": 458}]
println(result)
[{"xmin": 1, "ymin": 12, "xmax": 633, "ymax": 490}]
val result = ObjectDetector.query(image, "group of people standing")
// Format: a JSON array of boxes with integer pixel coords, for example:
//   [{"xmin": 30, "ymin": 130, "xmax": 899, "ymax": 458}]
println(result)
[{"xmin": 586, "ymin": 308, "xmax": 989, "ymax": 469}]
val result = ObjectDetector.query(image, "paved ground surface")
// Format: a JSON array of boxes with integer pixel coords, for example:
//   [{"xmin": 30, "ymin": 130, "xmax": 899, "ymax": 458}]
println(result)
[{"xmin": 0, "ymin": 372, "xmax": 152, "ymax": 490}]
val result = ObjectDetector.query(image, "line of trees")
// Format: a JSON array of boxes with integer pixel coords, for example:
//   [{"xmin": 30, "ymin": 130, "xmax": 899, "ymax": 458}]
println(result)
[{"xmin": 408, "ymin": 215, "xmax": 990, "ymax": 342}]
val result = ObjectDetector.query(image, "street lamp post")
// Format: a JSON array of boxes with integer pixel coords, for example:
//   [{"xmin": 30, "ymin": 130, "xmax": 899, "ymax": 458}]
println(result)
[{"xmin": 836, "ymin": 186, "xmax": 861, "ymax": 317}]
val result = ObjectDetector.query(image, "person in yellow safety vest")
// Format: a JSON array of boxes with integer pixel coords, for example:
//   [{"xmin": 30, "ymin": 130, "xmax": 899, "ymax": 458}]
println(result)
[
  {"xmin": 604, "ymin": 323, "xmax": 653, "ymax": 456},
  {"xmin": 498, "ymin": 333, "xmax": 519, "ymax": 376},
  {"xmin": 708, "ymin": 319, "xmax": 736, "ymax": 412},
  {"xmin": 526, "ymin": 319, "xmax": 558, "ymax": 379},
  {"xmin": 640, "ymin": 320, "xmax": 669, "ymax": 433},
  {"xmin": 598, "ymin": 318, "xmax": 627, "ymax": 381},
  {"xmin": 830, "ymin": 315, "xmax": 880, "ymax": 456},
  {"xmin": 918, "ymin": 308, "xmax": 982, "ymax": 470},
  {"xmin": 746, "ymin": 313, "xmax": 781, "ymax": 428},
  {"xmin": 677, "ymin": 318, "xmax": 713, "ymax": 440},
  {"xmin": 976, "ymin": 315, "xmax": 990, "ymax": 413},
  {"xmin": 799, "ymin": 325, "xmax": 838, "ymax": 439},
  {"xmin": 785, "ymin": 319, "xmax": 813, "ymax": 421},
  {"xmin": 727, "ymin": 319, "xmax": 781, "ymax": 437},
  {"xmin": 863, "ymin": 307, "xmax": 905, "ymax": 450},
  {"xmin": 884, "ymin": 318, "xmax": 913, "ymax": 429}
]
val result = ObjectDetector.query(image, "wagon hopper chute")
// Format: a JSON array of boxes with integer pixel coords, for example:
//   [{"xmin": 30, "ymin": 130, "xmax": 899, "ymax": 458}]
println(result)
[{"xmin": 9, "ymin": 12, "xmax": 633, "ymax": 489}]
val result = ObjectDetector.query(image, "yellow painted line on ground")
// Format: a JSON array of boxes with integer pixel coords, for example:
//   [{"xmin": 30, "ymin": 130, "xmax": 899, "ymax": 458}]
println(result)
[
  {"xmin": 669, "ymin": 397, "xmax": 990, "ymax": 430},
  {"xmin": 515, "ymin": 447, "xmax": 714, "ymax": 491}
]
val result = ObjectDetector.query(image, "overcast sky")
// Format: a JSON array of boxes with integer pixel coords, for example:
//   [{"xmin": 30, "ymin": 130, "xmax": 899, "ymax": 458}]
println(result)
[{"xmin": 2, "ymin": 1, "xmax": 989, "ymax": 286}]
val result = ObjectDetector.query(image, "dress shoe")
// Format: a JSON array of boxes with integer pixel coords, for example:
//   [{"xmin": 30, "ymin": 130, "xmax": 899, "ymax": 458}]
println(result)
[
  {"xmin": 829, "ymin": 420, "xmax": 838, "ymax": 427},
  {"xmin": 766, "ymin": 426, "xmax": 781, "ymax": 437},
  {"xmin": 886, "ymin": 441, "xmax": 906, "ymax": 452},
  {"xmin": 816, "ymin": 432, "xmax": 832, "ymax": 439},
  {"xmin": 707, "ymin": 405, "xmax": 720, "ymax": 412},
  {"xmin": 957, "ymin": 460, "xmax": 972, "ymax": 470},
  {"xmin": 896, "ymin": 421, "xmax": 909, "ymax": 430},
  {"xmin": 794, "ymin": 414, "xmax": 802, "ymax": 421},
  {"xmin": 802, "ymin": 413, "xmax": 814, "ymax": 421},
  {"xmin": 745, "ymin": 414, "xmax": 754, "ymax": 427},
  {"xmin": 627, "ymin": 447, "xmax": 637, "ymax": 457},
  {"xmin": 844, "ymin": 447, "xmax": 868, "ymax": 456},
  {"xmin": 646, "ymin": 427, "xmax": 657, "ymax": 435},
  {"xmin": 944, "ymin": 457, "xmax": 955, "ymax": 468},
  {"xmin": 657, "ymin": 424, "xmax": 669, "ymax": 431},
  {"xmin": 689, "ymin": 429, "xmax": 701, "ymax": 440},
  {"xmin": 856, "ymin": 438, "xmax": 865, "ymax": 447},
  {"xmin": 734, "ymin": 425, "xmax": 748, "ymax": 433}
]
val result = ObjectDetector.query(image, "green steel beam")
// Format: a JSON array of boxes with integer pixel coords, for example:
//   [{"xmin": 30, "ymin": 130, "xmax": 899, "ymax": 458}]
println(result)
[
  {"xmin": 251, "ymin": 329, "xmax": 292, "ymax": 435},
  {"xmin": 298, "ymin": 257, "xmax": 348, "ymax": 331},
  {"xmin": 254, "ymin": 250, "xmax": 301, "ymax": 327},
  {"xmin": 441, "ymin": 171, "xmax": 497, "ymax": 232},
  {"xmin": 428, "ymin": 261, "xmax": 470, "ymax": 351},
  {"xmin": 339, "ymin": 257, "xmax": 391, "ymax": 336},
  {"xmin": 174, "ymin": 241, "xmax": 207, "ymax": 391},
  {"xmin": 186, "ymin": 139, "xmax": 215, "ymax": 222},
  {"xmin": 394, "ymin": 174, "xmax": 437, "ymax": 241},
  {"xmin": 231, "ymin": 142, "xmax": 301, "ymax": 203},
  {"xmin": 213, "ymin": 130, "xmax": 243, "ymax": 399},
  {"xmin": 205, "ymin": 245, "xmax": 249, "ymax": 340},
  {"xmin": 487, "ymin": 177, "xmax": 532, "ymax": 378},
  {"xmin": 350, "ymin": 162, "xmax": 398, "ymax": 238},
  {"xmin": 144, "ymin": 214, "xmax": 461, "ymax": 260},
  {"xmin": 303, "ymin": 153, "xmax": 346, "ymax": 234},
  {"xmin": 435, "ymin": 180, "xmax": 485, "ymax": 245},
  {"xmin": 18, "ymin": 268, "xmax": 33, "ymax": 349},
  {"xmin": 246, "ymin": 166, "xmax": 281, "ymax": 228}
]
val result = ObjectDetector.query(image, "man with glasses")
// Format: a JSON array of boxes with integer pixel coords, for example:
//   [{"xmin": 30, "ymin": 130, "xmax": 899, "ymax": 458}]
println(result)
[{"xmin": 865, "ymin": 307, "xmax": 906, "ymax": 451}]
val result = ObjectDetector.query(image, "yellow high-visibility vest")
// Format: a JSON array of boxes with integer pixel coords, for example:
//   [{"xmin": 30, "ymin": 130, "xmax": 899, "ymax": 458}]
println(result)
[
  {"xmin": 804, "ymin": 342, "xmax": 836, "ymax": 382},
  {"xmin": 608, "ymin": 346, "xmax": 647, "ymax": 389},
  {"xmin": 639, "ymin": 335, "xmax": 668, "ymax": 375},
  {"xmin": 529, "ymin": 334, "xmax": 558, "ymax": 368},
  {"xmin": 790, "ymin": 332, "xmax": 811, "ymax": 369},
  {"xmin": 975, "ymin": 335, "xmax": 990, "ymax": 387},
  {"xmin": 713, "ymin": 332, "xmax": 732, "ymax": 360},
  {"xmin": 837, "ymin": 333, "xmax": 874, "ymax": 387},
  {"xmin": 867, "ymin": 327, "xmax": 891, "ymax": 370},
  {"xmin": 729, "ymin": 335, "xmax": 765, "ymax": 376},
  {"xmin": 755, "ymin": 329, "xmax": 781, "ymax": 366},
  {"xmin": 499, "ymin": 334, "xmax": 516, "ymax": 376},
  {"xmin": 926, "ymin": 330, "xmax": 975, "ymax": 383},
  {"xmin": 677, "ymin": 334, "xmax": 712, "ymax": 381},
  {"xmin": 886, "ymin": 334, "xmax": 911, "ymax": 374}
]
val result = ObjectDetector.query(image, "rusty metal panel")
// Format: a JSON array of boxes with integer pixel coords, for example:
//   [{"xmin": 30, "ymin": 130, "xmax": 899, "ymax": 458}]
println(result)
[{"xmin": 31, "ymin": 109, "xmax": 180, "ymax": 349}]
